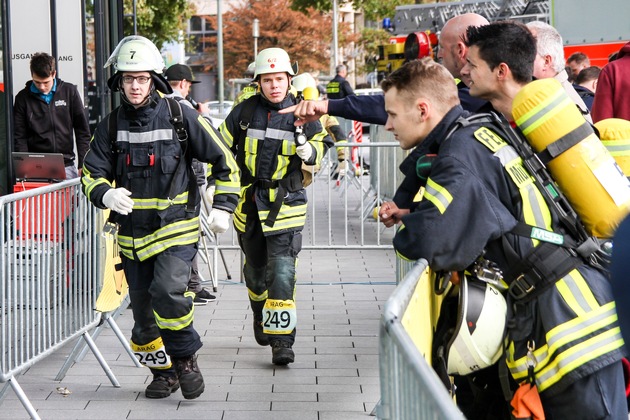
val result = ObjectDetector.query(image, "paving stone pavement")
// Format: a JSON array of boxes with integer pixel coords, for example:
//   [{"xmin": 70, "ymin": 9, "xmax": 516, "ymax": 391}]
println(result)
[{"xmin": 1, "ymin": 174, "xmax": 399, "ymax": 420}]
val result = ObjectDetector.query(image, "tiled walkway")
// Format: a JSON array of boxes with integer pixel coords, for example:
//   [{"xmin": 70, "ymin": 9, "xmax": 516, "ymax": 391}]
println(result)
[{"xmin": 1, "ymin": 174, "xmax": 398, "ymax": 419}]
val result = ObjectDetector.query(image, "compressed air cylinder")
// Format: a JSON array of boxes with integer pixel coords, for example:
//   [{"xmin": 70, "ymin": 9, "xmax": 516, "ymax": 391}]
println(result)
[
  {"xmin": 595, "ymin": 118, "xmax": 630, "ymax": 177},
  {"xmin": 512, "ymin": 78, "xmax": 630, "ymax": 238}
]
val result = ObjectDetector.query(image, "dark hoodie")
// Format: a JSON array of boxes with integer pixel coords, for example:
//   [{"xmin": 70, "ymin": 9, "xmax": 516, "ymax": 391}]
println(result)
[{"xmin": 13, "ymin": 79, "xmax": 91, "ymax": 168}]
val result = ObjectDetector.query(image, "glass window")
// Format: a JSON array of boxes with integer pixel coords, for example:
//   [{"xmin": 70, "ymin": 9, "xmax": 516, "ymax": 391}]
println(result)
[
  {"xmin": 204, "ymin": 17, "xmax": 213, "ymax": 32},
  {"xmin": 190, "ymin": 16, "xmax": 201, "ymax": 32}
]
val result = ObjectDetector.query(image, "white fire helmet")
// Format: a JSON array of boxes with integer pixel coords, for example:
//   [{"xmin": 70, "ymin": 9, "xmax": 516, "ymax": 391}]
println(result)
[
  {"xmin": 291, "ymin": 73, "xmax": 317, "ymax": 92},
  {"xmin": 105, "ymin": 35, "xmax": 171, "ymax": 94},
  {"xmin": 442, "ymin": 275, "xmax": 507, "ymax": 376},
  {"xmin": 254, "ymin": 47, "xmax": 295, "ymax": 79},
  {"xmin": 105, "ymin": 35, "xmax": 166, "ymax": 74}
]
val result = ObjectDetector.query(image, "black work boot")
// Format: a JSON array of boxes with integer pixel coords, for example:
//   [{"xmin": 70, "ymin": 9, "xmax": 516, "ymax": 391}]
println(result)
[
  {"xmin": 253, "ymin": 318, "xmax": 270, "ymax": 346},
  {"xmin": 271, "ymin": 341, "xmax": 295, "ymax": 366},
  {"xmin": 173, "ymin": 355, "xmax": 205, "ymax": 399},
  {"xmin": 145, "ymin": 373, "xmax": 180, "ymax": 399}
]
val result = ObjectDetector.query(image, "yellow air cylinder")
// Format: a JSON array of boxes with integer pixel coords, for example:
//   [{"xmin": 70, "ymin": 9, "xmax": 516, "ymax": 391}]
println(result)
[
  {"xmin": 512, "ymin": 78, "xmax": 630, "ymax": 238},
  {"xmin": 595, "ymin": 118, "xmax": 630, "ymax": 177}
]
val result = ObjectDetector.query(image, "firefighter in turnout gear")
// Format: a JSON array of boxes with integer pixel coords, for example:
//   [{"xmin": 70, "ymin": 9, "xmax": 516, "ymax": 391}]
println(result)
[
  {"xmin": 386, "ymin": 25, "xmax": 625, "ymax": 420},
  {"xmin": 456, "ymin": 23, "xmax": 625, "ymax": 418},
  {"xmin": 81, "ymin": 36, "xmax": 240, "ymax": 400},
  {"xmin": 219, "ymin": 48, "xmax": 332, "ymax": 365}
]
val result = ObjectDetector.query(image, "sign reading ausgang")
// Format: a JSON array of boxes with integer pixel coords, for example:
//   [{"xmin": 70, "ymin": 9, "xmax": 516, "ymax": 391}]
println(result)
[{"xmin": 9, "ymin": 0, "xmax": 85, "ymax": 103}]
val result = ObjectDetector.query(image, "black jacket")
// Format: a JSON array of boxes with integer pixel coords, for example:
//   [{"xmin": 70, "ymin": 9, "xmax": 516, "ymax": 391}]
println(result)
[
  {"xmin": 326, "ymin": 74, "xmax": 354, "ymax": 100},
  {"xmin": 394, "ymin": 106, "xmax": 623, "ymax": 396},
  {"xmin": 14, "ymin": 79, "xmax": 91, "ymax": 167},
  {"xmin": 220, "ymin": 93, "xmax": 332, "ymax": 235},
  {"xmin": 82, "ymin": 93, "xmax": 240, "ymax": 261}
]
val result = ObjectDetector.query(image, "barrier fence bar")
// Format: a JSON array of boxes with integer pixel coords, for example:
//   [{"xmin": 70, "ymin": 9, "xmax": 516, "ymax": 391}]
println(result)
[
  {"xmin": 377, "ymin": 259, "xmax": 466, "ymax": 420},
  {"xmin": 202, "ymin": 140, "xmax": 404, "ymax": 283},
  {"xmin": 0, "ymin": 179, "xmax": 117, "ymax": 419}
]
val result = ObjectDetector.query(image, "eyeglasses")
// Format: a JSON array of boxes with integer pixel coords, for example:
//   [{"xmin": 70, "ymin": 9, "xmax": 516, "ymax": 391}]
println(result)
[{"xmin": 121, "ymin": 75, "xmax": 151, "ymax": 85}]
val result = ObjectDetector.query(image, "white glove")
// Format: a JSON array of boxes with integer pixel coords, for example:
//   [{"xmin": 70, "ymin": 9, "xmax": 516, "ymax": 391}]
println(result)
[
  {"xmin": 205, "ymin": 185, "xmax": 216, "ymax": 206},
  {"xmin": 207, "ymin": 208, "xmax": 231, "ymax": 234},
  {"xmin": 102, "ymin": 188, "xmax": 134, "ymax": 215},
  {"xmin": 296, "ymin": 144, "xmax": 313, "ymax": 162}
]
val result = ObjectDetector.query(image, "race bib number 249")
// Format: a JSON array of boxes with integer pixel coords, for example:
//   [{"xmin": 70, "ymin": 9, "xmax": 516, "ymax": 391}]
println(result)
[{"xmin": 263, "ymin": 299, "xmax": 297, "ymax": 334}]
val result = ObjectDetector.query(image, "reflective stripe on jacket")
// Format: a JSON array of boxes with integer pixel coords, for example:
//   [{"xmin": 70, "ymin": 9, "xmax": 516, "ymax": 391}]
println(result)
[
  {"xmin": 220, "ymin": 93, "xmax": 332, "ymax": 235},
  {"xmin": 393, "ymin": 106, "xmax": 624, "ymax": 396},
  {"xmin": 82, "ymin": 93, "xmax": 240, "ymax": 261}
]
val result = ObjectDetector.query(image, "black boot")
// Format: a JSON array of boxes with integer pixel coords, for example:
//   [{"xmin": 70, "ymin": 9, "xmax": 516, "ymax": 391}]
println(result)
[
  {"xmin": 271, "ymin": 341, "xmax": 295, "ymax": 366},
  {"xmin": 253, "ymin": 318, "xmax": 270, "ymax": 346},
  {"xmin": 145, "ymin": 373, "xmax": 179, "ymax": 399},
  {"xmin": 173, "ymin": 355, "xmax": 205, "ymax": 399}
]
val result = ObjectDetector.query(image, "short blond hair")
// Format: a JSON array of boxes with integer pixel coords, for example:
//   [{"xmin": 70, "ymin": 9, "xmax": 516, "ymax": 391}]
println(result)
[{"xmin": 381, "ymin": 58, "xmax": 459, "ymax": 113}]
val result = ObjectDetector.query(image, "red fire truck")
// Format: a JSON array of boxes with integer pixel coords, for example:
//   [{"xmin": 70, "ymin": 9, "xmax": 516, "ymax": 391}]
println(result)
[{"xmin": 376, "ymin": 0, "xmax": 629, "ymax": 79}]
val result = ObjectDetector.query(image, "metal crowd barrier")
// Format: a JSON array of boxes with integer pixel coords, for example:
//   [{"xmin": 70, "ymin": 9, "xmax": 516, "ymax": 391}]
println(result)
[
  {"xmin": 201, "ymin": 140, "xmax": 406, "ymax": 282},
  {"xmin": 0, "ymin": 179, "xmax": 118, "ymax": 420},
  {"xmin": 377, "ymin": 259, "xmax": 465, "ymax": 420}
]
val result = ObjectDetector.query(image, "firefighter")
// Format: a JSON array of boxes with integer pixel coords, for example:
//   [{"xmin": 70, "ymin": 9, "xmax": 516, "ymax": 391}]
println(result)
[
  {"xmin": 326, "ymin": 64, "xmax": 354, "ymax": 99},
  {"xmin": 386, "ymin": 25, "xmax": 625, "ymax": 420},
  {"xmin": 81, "ymin": 36, "xmax": 240, "ymax": 399},
  {"xmin": 233, "ymin": 62, "xmax": 259, "ymax": 108},
  {"xmin": 219, "ymin": 47, "xmax": 332, "ymax": 365},
  {"xmin": 458, "ymin": 22, "xmax": 625, "ymax": 418}
]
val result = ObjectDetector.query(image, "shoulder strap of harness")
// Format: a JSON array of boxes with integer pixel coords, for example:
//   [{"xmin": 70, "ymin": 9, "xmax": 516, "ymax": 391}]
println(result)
[
  {"xmin": 235, "ymin": 94, "xmax": 260, "ymax": 186},
  {"xmin": 449, "ymin": 112, "xmax": 589, "ymax": 242},
  {"xmin": 164, "ymin": 97, "xmax": 198, "ymax": 213},
  {"xmin": 107, "ymin": 106, "xmax": 120, "ymax": 147},
  {"xmin": 164, "ymin": 96, "xmax": 188, "ymax": 142},
  {"xmin": 448, "ymin": 112, "xmax": 609, "ymax": 301},
  {"xmin": 108, "ymin": 98, "xmax": 198, "ymax": 213}
]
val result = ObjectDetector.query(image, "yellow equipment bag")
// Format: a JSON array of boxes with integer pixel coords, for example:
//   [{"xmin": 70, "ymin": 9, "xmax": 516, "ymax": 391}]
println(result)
[
  {"xmin": 512, "ymin": 78, "xmax": 630, "ymax": 238},
  {"xmin": 95, "ymin": 214, "xmax": 128, "ymax": 313},
  {"xmin": 595, "ymin": 118, "xmax": 630, "ymax": 177}
]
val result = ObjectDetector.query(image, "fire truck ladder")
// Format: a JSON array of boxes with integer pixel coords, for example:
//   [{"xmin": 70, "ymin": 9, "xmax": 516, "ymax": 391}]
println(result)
[{"xmin": 392, "ymin": 0, "xmax": 549, "ymax": 34}]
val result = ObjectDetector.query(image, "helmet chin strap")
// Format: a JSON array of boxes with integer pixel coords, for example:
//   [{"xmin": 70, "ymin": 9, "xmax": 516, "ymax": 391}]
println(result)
[{"xmin": 119, "ymin": 80, "xmax": 154, "ymax": 108}]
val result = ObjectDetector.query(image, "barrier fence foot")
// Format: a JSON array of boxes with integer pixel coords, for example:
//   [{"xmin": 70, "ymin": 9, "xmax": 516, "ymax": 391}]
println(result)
[
  {"xmin": 54, "ymin": 335, "xmax": 84, "ymax": 381},
  {"xmin": 6, "ymin": 376, "xmax": 41, "ymax": 420},
  {"xmin": 82, "ymin": 332, "xmax": 121, "ymax": 388},
  {"xmin": 105, "ymin": 313, "xmax": 143, "ymax": 368},
  {"xmin": 370, "ymin": 399, "xmax": 380, "ymax": 417}
]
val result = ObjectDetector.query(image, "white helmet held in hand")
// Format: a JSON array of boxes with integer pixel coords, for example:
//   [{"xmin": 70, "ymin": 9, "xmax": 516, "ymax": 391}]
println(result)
[
  {"xmin": 437, "ymin": 275, "xmax": 507, "ymax": 376},
  {"xmin": 254, "ymin": 47, "xmax": 295, "ymax": 79}
]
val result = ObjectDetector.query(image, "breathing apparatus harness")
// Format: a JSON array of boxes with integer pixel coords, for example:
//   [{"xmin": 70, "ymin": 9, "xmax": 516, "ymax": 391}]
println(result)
[
  {"xmin": 107, "ymin": 96, "xmax": 199, "ymax": 219},
  {"xmin": 445, "ymin": 112, "xmax": 611, "ymax": 303},
  {"xmin": 235, "ymin": 94, "xmax": 304, "ymax": 228}
]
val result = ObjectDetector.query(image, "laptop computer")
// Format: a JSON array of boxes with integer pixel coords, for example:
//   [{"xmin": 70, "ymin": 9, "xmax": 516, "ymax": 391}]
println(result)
[{"xmin": 12, "ymin": 152, "xmax": 67, "ymax": 182}]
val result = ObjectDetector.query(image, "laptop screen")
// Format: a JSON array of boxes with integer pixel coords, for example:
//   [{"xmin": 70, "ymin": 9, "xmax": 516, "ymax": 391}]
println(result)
[{"xmin": 12, "ymin": 152, "xmax": 67, "ymax": 182}]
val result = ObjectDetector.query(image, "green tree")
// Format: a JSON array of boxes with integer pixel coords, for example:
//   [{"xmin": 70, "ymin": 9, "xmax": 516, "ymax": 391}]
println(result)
[
  {"xmin": 122, "ymin": 0, "xmax": 196, "ymax": 48},
  {"xmin": 357, "ymin": 27, "xmax": 392, "ymax": 74}
]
